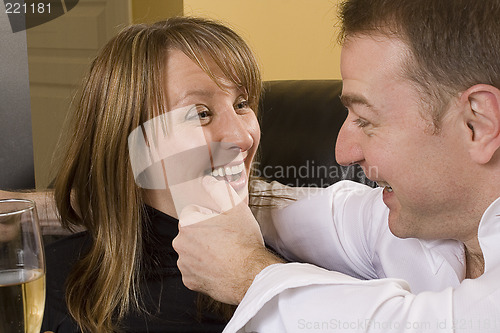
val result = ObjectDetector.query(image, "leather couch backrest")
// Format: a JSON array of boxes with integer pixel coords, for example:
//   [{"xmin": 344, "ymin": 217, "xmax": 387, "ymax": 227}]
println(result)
[{"xmin": 256, "ymin": 80, "xmax": 375, "ymax": 188}]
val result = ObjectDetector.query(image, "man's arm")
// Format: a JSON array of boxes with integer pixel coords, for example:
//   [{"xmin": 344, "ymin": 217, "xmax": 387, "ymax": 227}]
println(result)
[
  {"xmin": 252, "ymin": 180, "xmax": 384, "ymax": 279},
  {"xmin": 174, "ymin": 194, "xmax": 498, "ymax": 333},
  {"xmin": 225, "ymin": 262, "xmax": 500, "ymax": 333},
  {"xmin": 226, "ymin": 263, "xmax": 458, "ymax": 333},
  {"xmin": 173, "ymin": 179, "xmax": 382, "ymax": 304},
  {"xmin": 173, "ymin": 177, "xmax": 495, "ymax": 332}
]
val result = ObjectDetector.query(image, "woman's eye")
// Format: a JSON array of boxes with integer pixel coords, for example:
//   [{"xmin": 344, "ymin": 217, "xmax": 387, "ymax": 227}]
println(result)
[
  {"xmin": 235, "ymin": 99, "xmax": 250, "ymax": 110},
  {"xmin": 197, "ymin": 110, "xmax": 210, "ymax": 119},
  {"xmin": 185, "ymin": 105, "xmax": 211, "ymax": 124}
]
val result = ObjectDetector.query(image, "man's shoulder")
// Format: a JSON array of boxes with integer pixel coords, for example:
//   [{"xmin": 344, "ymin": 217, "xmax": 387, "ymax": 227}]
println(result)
[
  {"xmin": 327, "ymin": 180, "xmax": 385, "ymax": 213},
  {"xmin": 329, "ymin": 179, "xmax": 381, "ymax": 195}
]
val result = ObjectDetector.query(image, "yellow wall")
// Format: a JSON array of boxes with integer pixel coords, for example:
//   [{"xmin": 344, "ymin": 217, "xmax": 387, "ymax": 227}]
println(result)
[
  {"xmin": 130, "ymin": 0, "xmax": 342, "ymax": 80},
  {"xmin": 28, "ymin": 0, "xmax": 342, "ymax": 188},
  {"xmin": 183, "ymin": 0, "xmax": 342, "ymax": 80},
  {"xmin": 132, "ymin": 0, "xmax": 183, "ymax": 23}
]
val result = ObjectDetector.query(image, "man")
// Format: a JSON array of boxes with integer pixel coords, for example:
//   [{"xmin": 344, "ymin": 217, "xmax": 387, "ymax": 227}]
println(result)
[{"xmin": 173, "ymin": 0, "xmax": 500, "ymax": 331}]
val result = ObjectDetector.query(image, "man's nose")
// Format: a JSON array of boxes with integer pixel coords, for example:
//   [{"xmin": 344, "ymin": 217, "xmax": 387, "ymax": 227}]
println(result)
[{"xmin": 335, "ymin": 116, "xmax": 364, "ymax": 166}]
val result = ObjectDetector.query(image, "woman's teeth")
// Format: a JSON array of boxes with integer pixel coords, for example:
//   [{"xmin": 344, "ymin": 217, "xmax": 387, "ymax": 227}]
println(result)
[{"xmin": 210, "ymin": 163, "xmax": 244, "ymax": 181}]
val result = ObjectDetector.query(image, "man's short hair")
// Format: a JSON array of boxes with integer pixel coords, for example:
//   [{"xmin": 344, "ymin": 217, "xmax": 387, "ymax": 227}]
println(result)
[{"xmin": 338, "ymin": 0, "xmax": 500, "ymax": 128}]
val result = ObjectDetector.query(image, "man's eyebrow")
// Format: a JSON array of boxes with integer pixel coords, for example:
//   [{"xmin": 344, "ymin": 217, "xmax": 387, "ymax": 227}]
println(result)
[{"xmin": 339, "ymin": 94, "xmax": 374, "ymax": 109}]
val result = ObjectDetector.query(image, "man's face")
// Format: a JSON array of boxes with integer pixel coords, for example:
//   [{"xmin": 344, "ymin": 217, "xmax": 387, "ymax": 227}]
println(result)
[{"xmin": 336, "ymin": 34, "xmax": 477, "ymax": 241}]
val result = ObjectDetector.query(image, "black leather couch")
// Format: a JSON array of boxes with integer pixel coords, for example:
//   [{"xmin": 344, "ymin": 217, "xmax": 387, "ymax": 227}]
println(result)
[{"xmin": 257, "ymin": 80, "xmax": 375, "ymax": 188}]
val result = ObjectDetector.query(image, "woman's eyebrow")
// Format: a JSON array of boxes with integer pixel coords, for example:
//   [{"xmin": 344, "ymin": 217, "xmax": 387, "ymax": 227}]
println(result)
[
  {"xmin": 178, "ymin": 89, "xmax": 214, "ymax": 101},
  {"xmin": 170, "ymin": 89, "xmax": 214, "ymax": 108}
]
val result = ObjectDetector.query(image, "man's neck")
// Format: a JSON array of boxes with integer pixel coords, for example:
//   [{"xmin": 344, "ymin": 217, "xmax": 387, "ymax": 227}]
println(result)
[
  {"xmin": 465, "ymin": 242, "xmax": 485, "ymax": 279},
  {"xmin": 461, "ymin": 192, "xmax": 500, "ymax": 279}
]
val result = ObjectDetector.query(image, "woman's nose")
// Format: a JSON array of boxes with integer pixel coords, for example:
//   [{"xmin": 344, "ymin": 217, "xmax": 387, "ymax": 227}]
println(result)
[
  {"xmin": 210, "ymin": 112, "xmax": 254, "ymax": 153},
  {"xmin": 335, "ymin": 117, "xmax": 364, "ymax": 166}
]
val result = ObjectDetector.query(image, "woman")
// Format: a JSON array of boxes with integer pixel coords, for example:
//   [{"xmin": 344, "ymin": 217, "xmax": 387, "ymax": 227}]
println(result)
[{"xmin": 42, "ymin": 16, "xmax": 261, "ymax": 333}]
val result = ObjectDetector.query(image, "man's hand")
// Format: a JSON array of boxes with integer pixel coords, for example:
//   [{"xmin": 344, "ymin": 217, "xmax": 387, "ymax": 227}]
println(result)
[{"xmin": 172, "ymin": 177, "xmax": 284, "ymax": 305}]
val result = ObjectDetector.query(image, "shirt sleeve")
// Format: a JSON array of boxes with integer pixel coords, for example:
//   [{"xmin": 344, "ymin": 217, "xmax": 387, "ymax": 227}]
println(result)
[
  {"xmin": 223, "ymin": 263, "xmax": 500, "ymax": 333},
  {"xmin": 253, "ymin": 180, "xmax": 387, "ymax": 280}
]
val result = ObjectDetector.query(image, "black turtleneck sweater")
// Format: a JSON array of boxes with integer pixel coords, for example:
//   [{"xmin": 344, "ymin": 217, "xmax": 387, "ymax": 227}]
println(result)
[{"xmin": 41, "ymin": 206, "xmax": 227, "ymax": 332}]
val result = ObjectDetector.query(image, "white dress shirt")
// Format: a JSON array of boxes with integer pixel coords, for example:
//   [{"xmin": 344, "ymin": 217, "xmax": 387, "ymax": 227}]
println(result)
[{"xmin": 223, "ymin": 180, "xmax": 500, "ymax": 332}]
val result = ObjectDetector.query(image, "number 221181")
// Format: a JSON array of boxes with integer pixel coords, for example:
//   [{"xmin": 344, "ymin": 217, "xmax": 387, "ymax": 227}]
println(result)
[{"xmin": 5, "ymin": 2, "xmax": 51, "ymax": 14}]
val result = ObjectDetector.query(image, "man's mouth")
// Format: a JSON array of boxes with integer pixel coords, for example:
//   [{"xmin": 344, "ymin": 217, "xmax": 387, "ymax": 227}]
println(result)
[
  {"xmin": 377, "ymin": 181, "xmax": 393, "ymax": 192},
  {"xmin": 208, "ymin": 161, "xmax": 245, "ymax": 183}
]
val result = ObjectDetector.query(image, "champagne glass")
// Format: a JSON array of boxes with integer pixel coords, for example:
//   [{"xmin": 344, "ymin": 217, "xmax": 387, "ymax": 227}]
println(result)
[{"xmin": 0, "ymin": 199, "xmax": 45, "ymax": 333}]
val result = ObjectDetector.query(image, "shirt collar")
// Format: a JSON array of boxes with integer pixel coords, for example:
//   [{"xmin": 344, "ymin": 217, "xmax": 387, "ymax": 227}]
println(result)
[{"xmin": 477, "ymin": 196, "xmax": 500, "ymax": 272}]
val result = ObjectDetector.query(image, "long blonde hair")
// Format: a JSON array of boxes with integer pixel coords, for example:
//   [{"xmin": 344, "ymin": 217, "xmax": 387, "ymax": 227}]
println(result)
[{"xmin": 54, "ymin": 17, "xmax": 261, "ymax": 333}]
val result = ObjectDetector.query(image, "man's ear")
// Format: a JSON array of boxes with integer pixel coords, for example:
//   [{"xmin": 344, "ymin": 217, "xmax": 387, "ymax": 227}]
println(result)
[{"xmin": 462, "ymin": 84, "xmax": 500, "ymax": 164}]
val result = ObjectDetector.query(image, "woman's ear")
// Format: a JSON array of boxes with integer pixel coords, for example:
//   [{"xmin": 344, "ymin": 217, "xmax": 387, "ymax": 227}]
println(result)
[{"xmin": 462, "ymin": 84, "xmax": 500, "ymax": 164}]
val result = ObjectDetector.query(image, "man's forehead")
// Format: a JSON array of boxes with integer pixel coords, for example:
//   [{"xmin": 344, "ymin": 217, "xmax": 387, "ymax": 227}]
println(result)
[
  {"xmin": 341, "ymin": 33, "xmax": 409, "ymax": 64},
  {"xmin": 341, "ymin": 35, "xmax": 410, "ymax": 89}
]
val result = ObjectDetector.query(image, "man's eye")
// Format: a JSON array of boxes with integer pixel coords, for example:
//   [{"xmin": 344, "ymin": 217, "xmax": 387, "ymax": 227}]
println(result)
[{"xmin": 353, "ymin": 118, "xmax": 370, "ymax": 128}]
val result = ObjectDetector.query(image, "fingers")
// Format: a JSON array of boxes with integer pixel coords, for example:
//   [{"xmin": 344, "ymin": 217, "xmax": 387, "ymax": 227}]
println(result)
[
  {"xmin": 178, "ymin": 204, "xmax": 217, "ymax": 227},
  {"xmin": 202, "ymin": 176, "xmax": 243, "ymax": 212},
  {"xmin": 178, "ymin": 176, "xmax": 244, "ymax": 226}
]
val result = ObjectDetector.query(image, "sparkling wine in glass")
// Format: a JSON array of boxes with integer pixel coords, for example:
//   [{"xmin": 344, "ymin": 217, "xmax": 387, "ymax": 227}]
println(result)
[{"xmin": 0, "ymin": 199, "xmax": 45, "ymax": 333}]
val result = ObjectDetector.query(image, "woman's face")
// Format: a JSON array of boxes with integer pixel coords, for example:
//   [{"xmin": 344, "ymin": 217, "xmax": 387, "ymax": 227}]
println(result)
[{"xmin": 133, "ymin": 49, "xmax": 260, "ymax": 216}]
